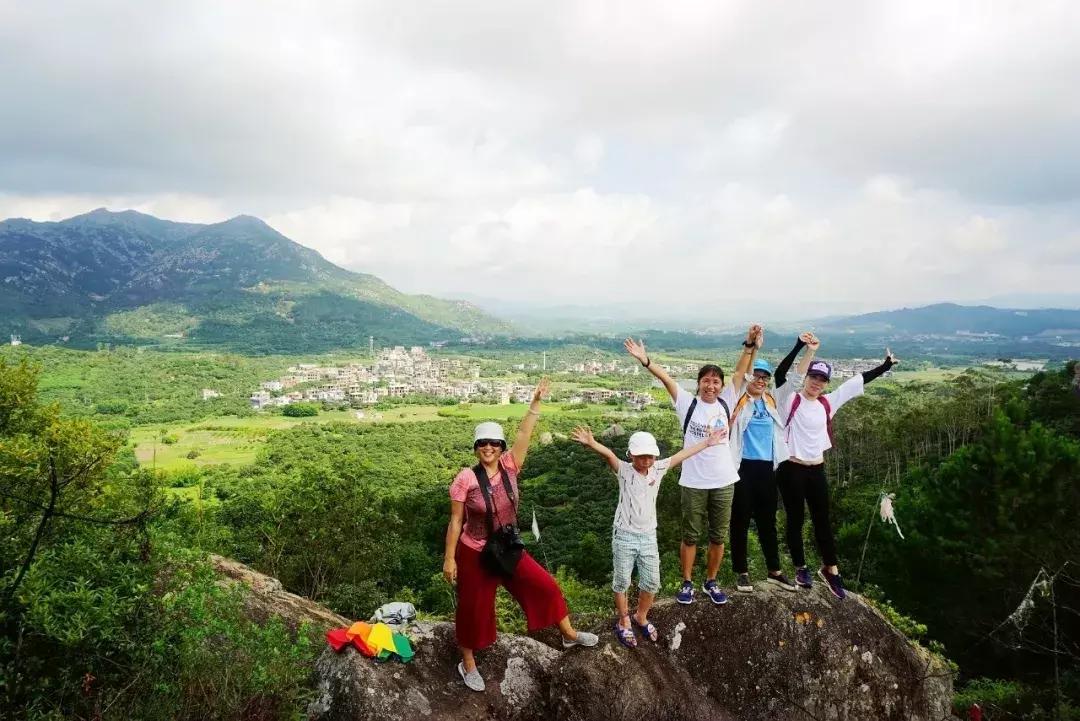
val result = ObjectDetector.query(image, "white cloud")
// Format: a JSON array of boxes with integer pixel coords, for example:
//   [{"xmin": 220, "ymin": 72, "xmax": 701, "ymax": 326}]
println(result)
[{"xmin": 2, "ymin": 0, "xmax": 1079, "ymax": 317}]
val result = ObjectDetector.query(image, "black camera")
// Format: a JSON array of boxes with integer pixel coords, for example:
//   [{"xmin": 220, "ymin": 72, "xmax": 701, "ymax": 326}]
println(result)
[{"xmin": 497, "ymin": 524, "xmax": 525, "ymax": 550}]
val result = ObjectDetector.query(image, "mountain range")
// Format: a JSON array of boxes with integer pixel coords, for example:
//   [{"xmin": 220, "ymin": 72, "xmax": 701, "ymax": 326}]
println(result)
[
  {"xmin": 3, "ymin": 209, "xmax": 1078, "ymax": 354},
  {"xmin": 1, "ymin": 209, "xmax": 510, "ymax": 352}
]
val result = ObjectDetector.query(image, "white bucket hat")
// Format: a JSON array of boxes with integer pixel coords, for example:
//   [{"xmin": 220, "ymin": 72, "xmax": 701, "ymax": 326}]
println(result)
[
  {"xmin": 473, "ymin": 421, "xmax": 507, "ymax": 446},
  {"xmin": 627, "ymin": 431, "xmax": 660, "ymax": 457}
]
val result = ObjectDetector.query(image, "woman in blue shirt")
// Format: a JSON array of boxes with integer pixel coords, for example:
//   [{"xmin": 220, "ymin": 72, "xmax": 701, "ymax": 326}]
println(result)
[{"xmin": 728, "ymin": 327, "xmax": 799, "ymax": 593}]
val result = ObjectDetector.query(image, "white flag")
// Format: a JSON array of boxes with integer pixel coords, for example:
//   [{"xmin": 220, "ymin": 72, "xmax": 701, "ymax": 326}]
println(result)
[
  {"xmin": 879, "ymin": 492, "xmax": 904, "ymax": 539},
  {"xmin": 531, "ymin": 509, "xmax": 541, "ymax": 541}
]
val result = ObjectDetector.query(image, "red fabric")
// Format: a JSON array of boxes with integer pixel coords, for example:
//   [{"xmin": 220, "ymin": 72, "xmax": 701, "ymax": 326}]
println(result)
[
  {"xmin": 351, "ymin": 635, "xmax": 376, "ymax": 657},
  {"xmin": 454, "ymin": 542, "xmax": 568, "ymax": 651},
  {"xmin": 326, "ymin": 628, "xmax": 350, "ymax": 652}
]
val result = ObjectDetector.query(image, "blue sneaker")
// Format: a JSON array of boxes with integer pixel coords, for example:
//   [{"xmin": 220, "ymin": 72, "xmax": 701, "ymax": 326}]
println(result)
[
  {"xmin": 676, "ymin": 580, "xmax": 694, "ymax": 604},
  {"xmin": 818, "ymin": 568, "xmax": 847, "ymax": 600},
  {"xmin": 795, "ymin": 567, "xmax": 813, "ymax": 589},
  {"xmin": 702, "ymin": 579, "xmax": 728, "ymax": 605}
]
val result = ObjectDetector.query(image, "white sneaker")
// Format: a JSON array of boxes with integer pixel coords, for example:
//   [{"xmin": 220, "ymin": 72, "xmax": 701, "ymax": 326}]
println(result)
[
  {"xmin": 562, "ymin": 630, "xmax": 599, "ymax": 648},
  {"xmin": 458, "ymin": 661, "xmax": 485, "ymax": 692}
]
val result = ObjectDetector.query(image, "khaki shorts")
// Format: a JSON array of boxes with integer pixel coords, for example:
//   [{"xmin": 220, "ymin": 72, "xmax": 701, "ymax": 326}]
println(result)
[{"xmin": 681, "ymin": 485, "xmax": 735, "ymax": 546}]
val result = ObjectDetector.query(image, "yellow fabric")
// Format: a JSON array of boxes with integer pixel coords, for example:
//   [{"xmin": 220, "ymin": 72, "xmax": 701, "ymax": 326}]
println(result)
[
  {"xmin": 346, "ymin": 621, "xmax": 372, "ymax": 641},
  {"xmin": 365, "ymin": 623, "xmax": 396, "ymax": 655}
]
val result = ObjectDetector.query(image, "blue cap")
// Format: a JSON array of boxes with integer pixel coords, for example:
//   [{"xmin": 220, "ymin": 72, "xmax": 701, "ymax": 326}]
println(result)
[{"xmin": 752, "ymin": 359, "xmax": 773, "ymax": 376}]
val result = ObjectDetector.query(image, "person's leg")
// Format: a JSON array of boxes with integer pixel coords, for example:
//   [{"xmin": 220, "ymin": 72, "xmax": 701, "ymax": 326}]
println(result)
[
  {"xmin": 611, "ymin": 529, "xmax": 636, "ymax": 630},
  {"xmin": 729, "ymin": 467, "xmax": 753, "ymax": 575},
  {"xmin": 454, "ymin": 543, "xmax": 500, "ymax": 672},
  {"xmin": 777, "ymin": 461, "xmax": 808, "ymax": 568},
  {"xmin": 750, "ymin": 463, "xmax": 783, "ymax": 574},
  {"xmin": 503, "ymin": 551, "xmax": 574, "ymax": 636},
  {"xmin": 680, "ymin": 486, "xmax": 705, "ymax": 582},
  {"xmin": 705, "ymin": 486, "xmax": 734, "ymax": 580},
  {"xmin": 633, "ymin": 533, "xmax": 660, "ymax": 636},
  {"xmin": 803, "ymin": 464, "xmax": 839, "ymax": 572}
]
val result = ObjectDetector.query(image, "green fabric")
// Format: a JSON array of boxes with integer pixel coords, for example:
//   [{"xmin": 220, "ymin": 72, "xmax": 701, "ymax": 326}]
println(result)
[
  {"xmin": 391, "ymin": 633, "xmax": 415, "ymax": 662},
  {"xmin": 680, "ymin": 485, "xmax": 734, "ymax": 545}
]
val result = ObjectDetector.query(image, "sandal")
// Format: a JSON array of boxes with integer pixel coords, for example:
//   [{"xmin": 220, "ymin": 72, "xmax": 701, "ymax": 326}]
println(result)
[
  {"xmin": 613, "ymin": 622, "xmax": 637, "ymax": 649},
  {"xmin": 632, "ymin": 617, "xmax": 658, "ymax": 643}
]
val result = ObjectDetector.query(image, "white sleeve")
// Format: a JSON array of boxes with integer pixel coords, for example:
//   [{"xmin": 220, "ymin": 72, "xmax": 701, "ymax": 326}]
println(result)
[
  {"xmin": 775, "ymin": 373, "xmax": 801, "ymax": 407},
  {"xmin": 825, "ymin": 374, "xmax": 865, "ymax": 416},
  {"xmin": 718, "ymin": 383, "xmax": 737, "ymax": 411},
  {"xmin": 654, "ymin": 458, "xmax": 673, "ymax": 481},
  {"xmin": 674, "ymin": 387, "xmax": 693, "ymax": 417}
]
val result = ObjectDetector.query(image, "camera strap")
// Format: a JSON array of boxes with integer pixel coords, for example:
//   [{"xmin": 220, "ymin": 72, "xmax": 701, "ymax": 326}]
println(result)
[{"xmin": 473, "ymin": 462, "xmax": 517, "ymax": 534}]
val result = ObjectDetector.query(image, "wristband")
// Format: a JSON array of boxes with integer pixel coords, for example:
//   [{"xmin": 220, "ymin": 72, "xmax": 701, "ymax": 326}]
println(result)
[
  {"xmin": 742, "ymin": 341, "xmax": 755, "ymax": 348},
  {"xmin": 643, "ymin": 357, "xmax": 651, "ymax": 368}
]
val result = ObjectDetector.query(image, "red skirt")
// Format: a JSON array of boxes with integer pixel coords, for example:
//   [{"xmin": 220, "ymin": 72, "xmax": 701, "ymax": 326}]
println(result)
[{"xmin": 454, "ymin": 542, "xmax": 569, "ymax": 651}]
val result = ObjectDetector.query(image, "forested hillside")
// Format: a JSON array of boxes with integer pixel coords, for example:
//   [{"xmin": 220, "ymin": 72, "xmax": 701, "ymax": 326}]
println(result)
[{"xmin": 2, "ymin": 357, "xmax": 1079, "ymax": 719}]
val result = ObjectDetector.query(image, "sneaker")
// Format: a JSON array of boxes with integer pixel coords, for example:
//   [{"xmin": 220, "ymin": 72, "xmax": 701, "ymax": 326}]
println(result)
[
  {"xmin": 795, "ymin": 567, "xmax": 813, "ymax": 588},
  {"xmin": 736, "ymin": 573, "xmax": 754, "ymax": 593},
  {"xmin": 818, "ymin": 568, "xmax": 847, "ymax": 600},
  {"xmin": 702, "ymin": 579, "xmax": 728, "ymax": 605},
  {"xmin": 767, "ymin": 572, "xmax": 798, "ymax": 592},
  {"xmin": 676, "ymin": 580, "xmax": 695, "ymax": 605},
  {"xmin": 562, "ymin": 630, "xmax": 599, "ymax": 648},
  {"xmin": 458, "ymin": 662, "xmax": 485, "ymax": 692}
]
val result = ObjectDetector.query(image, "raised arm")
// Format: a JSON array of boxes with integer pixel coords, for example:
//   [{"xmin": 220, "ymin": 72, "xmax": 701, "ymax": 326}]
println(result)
[
  {"xmin": 861, "ymin": 348, "xmax": 899, "ymax": 385},
  {"xmin": 795, "ymin": 332, "xmax": 820, "ymax": 377},
  {"xmin": 667, "ymin": 428, "xmax": 727, "ymax": 468},
  {"xmin": 571, "ymin": 426, "xmax": 620, "ymax": 472},
  {"xmin": 730, "ymin": 324, "xmax": 761, "ymax": 393},
  {"xmin": 510, "ymin": 378, "xmax": 549, "ymax": 468},
  {"xmin": 773, "ymin": 333, "xmax": 807, "ymax": 388},
  {"xmin": 625, "ymin": 337, "xmax": 679, "ymax": 401}
]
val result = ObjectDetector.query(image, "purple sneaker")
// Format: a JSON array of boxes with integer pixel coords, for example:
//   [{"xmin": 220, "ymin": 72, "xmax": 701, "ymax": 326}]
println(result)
[
  {"xmin": 818, "ymin": 568, "xmax": 847, "ymax": 600},
  {"xmin": 702, "ymin": 579, "xmax": 728, "ymax": 605},
  {"xmin": 795, "ymin": 567, "xmax": 812, "ymax": 589},
  {"xmin": 676, "ymin": 580, "xmax": 695, "ymax": 605}
]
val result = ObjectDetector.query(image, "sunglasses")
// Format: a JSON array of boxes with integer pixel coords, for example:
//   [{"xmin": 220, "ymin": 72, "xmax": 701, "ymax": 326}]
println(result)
[{"xmin": 474, "ymin": 439, "xmax": 504, "ymax": 449}]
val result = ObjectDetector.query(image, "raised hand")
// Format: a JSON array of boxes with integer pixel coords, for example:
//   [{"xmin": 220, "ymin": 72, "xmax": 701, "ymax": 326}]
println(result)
[
  {"xmin": 571, "ymin": 426, "xmax": 595, "ymax": 446},
  {"xmin": 753, "ymin": 324, "xmax": 764, "ymax": 349},
  {"xmin": 800, "ymin": 332, "xmax": 820, "ymax": 351},
  {"xmin": 624, "ymin": 337, "xmax": 648, "ymax": 364},
  {"xmin": 532, "ymin": 377, "xmax": 551, "ymax": 403},
  {"xmin": 885, "ymin": 347, "xmax": 900, "ymax": 365}
]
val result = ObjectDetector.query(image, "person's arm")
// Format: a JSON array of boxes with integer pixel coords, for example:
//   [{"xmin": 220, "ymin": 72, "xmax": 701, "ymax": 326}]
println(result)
[
  {"xmin": 795, "ymin": 333, "xmax": 820, "ymax": 377},
  {"xmin": 625, "ymin": 337, "xmax": 679, "ymax": 401},
  {"xmin": 667, "ymin": 428, "xmax": 727, "ymax": 468},
  {"xmin": 861, "ymin": 348, "xmax": 899, "ymax": 384},
  {"xmin": 571, "ymin": 426, "xmax": 620, "ymax": 472},
  {"xmin": 443, "ymin": 500, "xmax": 465, "ymax": 584},
  {"xmin": 509, "ymin": 378, "xmax": 549, "ymax": 468},
  {"xmin": 730, "ymin": 324, "xmax": 760, "ymax": 393},
  {"xmin": 773, "ymin": 334, "xmax": 807, "ymax": 388}
]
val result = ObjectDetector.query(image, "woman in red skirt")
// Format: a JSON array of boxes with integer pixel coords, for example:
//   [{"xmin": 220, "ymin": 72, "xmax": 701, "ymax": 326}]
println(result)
[{"xmin": 443, "ymin": 379, "xmax": 598, "ymax": 692}]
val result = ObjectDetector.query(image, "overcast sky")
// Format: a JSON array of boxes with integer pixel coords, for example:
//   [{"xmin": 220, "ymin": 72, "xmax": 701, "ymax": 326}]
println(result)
[{"xmin": 2, "ymin": 1, "xmax": 1078, "ymax": 319}]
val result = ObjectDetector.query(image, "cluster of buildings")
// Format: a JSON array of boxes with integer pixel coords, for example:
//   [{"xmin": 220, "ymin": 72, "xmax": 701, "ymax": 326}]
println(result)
[
  {"xmin": 569, "ymin": 388, "xmax": 655, "ymax": 410},
  {"xmin": 249, "ymin": 346, "xmax": 540, "ymax": 410}
]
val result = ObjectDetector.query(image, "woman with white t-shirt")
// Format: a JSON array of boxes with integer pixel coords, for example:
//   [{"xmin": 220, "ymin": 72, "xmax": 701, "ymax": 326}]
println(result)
[
  {"xmin": 624, "ymin": 336, "xmax": 756, "ymax": 606},
  {"xmin": 772, "ymin": 334, "xmax": 898, "ymax": 599}
]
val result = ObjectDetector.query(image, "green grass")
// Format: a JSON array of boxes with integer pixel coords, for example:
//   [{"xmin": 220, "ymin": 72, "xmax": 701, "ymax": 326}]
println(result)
[{"xmin": 129, "ymin": 403, "xmax": 624, "ymax": 471}]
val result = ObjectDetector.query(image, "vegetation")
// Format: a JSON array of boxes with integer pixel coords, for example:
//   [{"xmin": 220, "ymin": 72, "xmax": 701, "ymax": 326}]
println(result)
[{"xmin": 3, "ymin": 340, "xmax": 1079, "ymax": 719}]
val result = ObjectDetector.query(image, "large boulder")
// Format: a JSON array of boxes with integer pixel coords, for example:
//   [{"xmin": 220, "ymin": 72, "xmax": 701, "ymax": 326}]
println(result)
[{"xmin": 307, "ymin": 582, "xmax": 955, "ymax": 721}]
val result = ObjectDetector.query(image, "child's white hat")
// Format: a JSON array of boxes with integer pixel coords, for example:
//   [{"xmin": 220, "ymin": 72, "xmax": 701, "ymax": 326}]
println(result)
[{"xmin": 627, "ymin": 431, "xmax": 660, "ymax": 457}]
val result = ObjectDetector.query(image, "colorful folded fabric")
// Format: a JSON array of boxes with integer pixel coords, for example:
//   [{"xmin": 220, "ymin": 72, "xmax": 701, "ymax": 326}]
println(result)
[
  {"xmin": 351, "ymin": 634, "xmax": 376, "ymax": 657},
  {"xmin": 391, "ymin": 632, "xmax": 415, "ymax": 662},
  {"xmin": 345, "ymin": 621, "xmax": 372, "ymax": 641},
  {"xmin": 326, "ymin": 628, "xmax": 350, "ymax": 652},
  {"xmin": 365, "ymin": 622, "xmax": 396, "ymax": 656}
]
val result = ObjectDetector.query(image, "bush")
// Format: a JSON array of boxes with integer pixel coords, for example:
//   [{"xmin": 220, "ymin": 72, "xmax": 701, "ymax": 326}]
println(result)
[{"xmin": 282, "ymin": 403, "xmax": 318, "ymax": 417}]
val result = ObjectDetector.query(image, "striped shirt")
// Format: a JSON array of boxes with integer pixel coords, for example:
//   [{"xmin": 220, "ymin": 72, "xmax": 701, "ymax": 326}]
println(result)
[{"xmin": 613, "ymin": 458, "xmax": 671, "ymax": 533}]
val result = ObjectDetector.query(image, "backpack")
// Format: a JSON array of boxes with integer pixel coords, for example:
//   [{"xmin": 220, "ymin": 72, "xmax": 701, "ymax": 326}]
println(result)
[
  {"xmin": 784, "ymin": 393, "xmax": 833, "ymax": 444},
  {"xmin": 682, "ymin": 396, "xmax": 731, "ymax": 437},
  {"xmin": 731, "ymin": 391, "xmax": 776, "ymax": 421}
]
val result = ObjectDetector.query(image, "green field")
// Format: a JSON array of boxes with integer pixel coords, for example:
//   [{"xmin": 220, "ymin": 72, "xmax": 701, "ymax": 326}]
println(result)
[{"xmin": 130, "ymin": 402, "xmax": 624, "ymax": 471}]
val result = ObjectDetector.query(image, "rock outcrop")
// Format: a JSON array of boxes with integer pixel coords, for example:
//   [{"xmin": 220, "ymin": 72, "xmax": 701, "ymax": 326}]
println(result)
[{"xmin": 307, "ymin": 583, "xmax": 955, "ymax": 721}]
